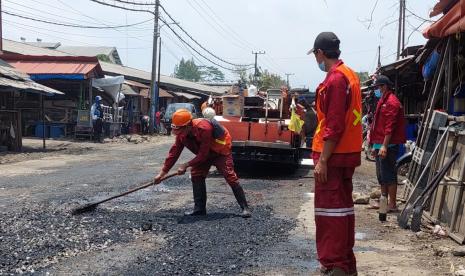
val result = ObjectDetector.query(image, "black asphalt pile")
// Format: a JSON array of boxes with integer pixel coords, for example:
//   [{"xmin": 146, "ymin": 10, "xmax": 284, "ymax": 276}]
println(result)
[
  {"xmin": 118, "ymin": 205, "xmax": 295, "ymax": 275},
  {"xmin": 0, "ymin": 203, "xmax": 152, "ymax": 274},
  {"xmin": 0, "ymin": 202, "xmax": 295, "ymax": 275}
]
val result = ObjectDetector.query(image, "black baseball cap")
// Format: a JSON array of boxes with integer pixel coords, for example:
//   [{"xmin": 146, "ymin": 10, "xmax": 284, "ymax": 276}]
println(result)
[
  {"xmin": 307, "ymin": 32, "xmax": 340, "ymax": 55},
  {"xmin": 373, "ymin": 75, "xmax": 394, "ymax": 87}
]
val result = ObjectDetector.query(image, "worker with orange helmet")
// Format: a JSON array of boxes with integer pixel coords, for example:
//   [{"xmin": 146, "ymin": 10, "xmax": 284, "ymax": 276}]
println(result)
[
  {"xmin": 309, "ymin": 32, "xmax": 362, "ymax": 275},
  {"xmin": 154, "ymin": 109, "xmax": 251, "ymax": 218}
]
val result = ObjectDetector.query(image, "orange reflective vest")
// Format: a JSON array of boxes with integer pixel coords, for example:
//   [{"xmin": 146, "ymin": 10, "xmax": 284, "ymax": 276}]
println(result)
[
  {"xmin": 192, "ymin": 119, "xmax": 232, "ymax": 156},
  {"xmin": 312, "ymin": 64, "xmax": 363, "ymax": 153}
]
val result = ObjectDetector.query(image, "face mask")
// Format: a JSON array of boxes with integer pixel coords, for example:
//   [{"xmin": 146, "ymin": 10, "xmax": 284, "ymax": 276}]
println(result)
[
  {"xmin": 318, "ymin": 61, "xmax": 326, "ymax": 72},
  {"xmin": 374, "ymin": 89, "xmax": 382, "ymax": 98}
]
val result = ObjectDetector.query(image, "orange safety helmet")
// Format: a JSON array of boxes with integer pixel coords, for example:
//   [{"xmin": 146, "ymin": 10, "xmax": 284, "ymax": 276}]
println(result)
[{"xmin": 171, "ymin": 109, "xmax": 193, "ymax": 127}]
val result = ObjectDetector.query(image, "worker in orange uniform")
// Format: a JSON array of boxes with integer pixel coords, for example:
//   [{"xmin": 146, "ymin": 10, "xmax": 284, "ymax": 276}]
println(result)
[
  {"xmin": 308, "ymin": 32, "xmax": 362, "ymax": 276},
  {"xmin": 154, "ymin": 109, "xmax": 251, "ymax": 218}
]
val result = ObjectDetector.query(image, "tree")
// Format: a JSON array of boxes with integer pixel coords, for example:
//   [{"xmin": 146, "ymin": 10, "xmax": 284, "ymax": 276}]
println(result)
[
  {"xmin": 200, "ymin": 66, "xmax": 225, "ymax": 82},
  {"xmin": 356, "ymin": 72, "xmax": 370, "ymax": 84},
  {"xmin": 255, "ymin": 70, "xmax": 286, "ymax": 90},
  {"xmin": 96, "ymin": 54, "xmax": 111, "ymax": 63},
  {"xmin": 173, "ymin": 58, "xmax": 202, "ymax": 82},
  {"xmin": 234, "ymin": 66, "xmax": 249, "ymax": 84}
]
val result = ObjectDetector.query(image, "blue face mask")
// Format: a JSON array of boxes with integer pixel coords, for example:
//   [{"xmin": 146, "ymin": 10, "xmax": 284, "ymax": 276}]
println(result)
[
  {"xmin": 318, "ymin": 61, "xmax": 326, "ymax": 72},
  {"xmin": 374, "ymin": 89, "xmax": 382, "ymax": 98}
]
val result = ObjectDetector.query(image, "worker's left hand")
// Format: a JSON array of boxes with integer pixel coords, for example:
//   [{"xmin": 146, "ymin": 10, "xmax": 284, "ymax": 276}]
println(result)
[
  {"xmin": 314, "ymin": 159, "xmax": 328, "ymax": 183},
  {"xmin": 177, "ymin": 163, "xmax": 188, "ymax": 175},
  {"xmin": 379, "ymin": 145, "xmax": 388, "ymax": 159}
]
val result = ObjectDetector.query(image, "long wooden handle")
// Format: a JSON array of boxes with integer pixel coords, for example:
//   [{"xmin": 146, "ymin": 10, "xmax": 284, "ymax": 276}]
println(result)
[{"xmin": 93, "ymin": 172, "xmax": 179, "ymax": 206}]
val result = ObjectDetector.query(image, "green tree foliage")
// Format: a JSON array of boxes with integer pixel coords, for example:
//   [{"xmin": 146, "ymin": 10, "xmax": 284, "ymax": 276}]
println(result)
[
  {"xmin": 200, "ymin": 66, "xmax": 225, "ymax": 82},
  {"xmin": 173, "ymin": 58, "xmax": 225, "ymax": 83},
  {"xmin": 173, "ymin": 58, "xmax": 202, "ymax": 82},
  {"xmin": 255, "ymin": 70, "xmax": 286, "ymax": 90},
  {"xmin": 356, "ymin": 72, "xmax": 370, "ymax": 83},
  {"xmin": 96, "ymin": 54, "xmax": 111, "ymax": 63},
  {"xmin": 234, "ymin": 66, "xmax": 249, "ymax": 84}
]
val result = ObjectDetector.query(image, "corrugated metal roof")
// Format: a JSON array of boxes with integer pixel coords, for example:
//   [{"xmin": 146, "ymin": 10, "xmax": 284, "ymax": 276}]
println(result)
[
  {"xmin": 100, "ymin": 62, "xmax": 224, "ymax": 96},
  {"xmin": 1, "ymin": 54, "xmax": 104, "ymax": 78},
  {"xmin": 24, "ymin": 42, "xmax": 62, "ymax": 49},
  {"xmin": 7, "ymin": 60, "xmax": 99, "ymax": 76},
  {"xmin": 174, "ymin": 91, "xmax": 201, "ymax": 100},
  {"xmin": 58, "ymin": 46, "xmax": 115, "ymax": 56},
  {"xmin": 121, "ymin": 83, "xmax": 140, "ymax": 96},
  {"xmin": 0, "ymin": 59, "xmax": 63, "ymax": 95},
  {"xmin": 124, "ymin": 79, "xmax": 149, "ymax": 89},
  {"xmin": 140, "ymin": 88, "xmax": 173, "ymax": 98},
  {"xmin": 2, "ymin": 39, "xmax": 70, "ymax": 56}
]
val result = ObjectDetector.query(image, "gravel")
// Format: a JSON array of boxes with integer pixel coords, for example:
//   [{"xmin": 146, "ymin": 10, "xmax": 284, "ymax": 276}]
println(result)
[{"xmin": 0, "ymin": 201, "xmax": 294, "ymax": 275}]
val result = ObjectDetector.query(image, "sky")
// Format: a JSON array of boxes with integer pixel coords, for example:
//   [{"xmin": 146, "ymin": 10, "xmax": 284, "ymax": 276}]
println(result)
[{"xmin": 3, "ymin": 0, "xmax": 439, "ymax": 90}]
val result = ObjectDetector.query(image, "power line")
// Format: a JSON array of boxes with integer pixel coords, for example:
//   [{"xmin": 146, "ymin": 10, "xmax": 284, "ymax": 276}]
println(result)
[
  {"xmin": 89, "ymin": 0, "xmax": 154, "ymax": 14},
  {"xmin": 184, "ymin": 0, "xmax": 251, "ymax": 53},
  {"xmin": 3, "ymin": 10, "xmax": 152, "ymax": 29},
  {"xmin": 3, "ymin": 18, "xmax": 153, "ymax": 42},
  {"xmin": 405, "ymin": 7, "xmax": 434, "ymax": 23},
  {"xmin": 196, "ymin": 0, "xmax": 256, "ymax": 50},
  {"xmin": 112, "ymin": 0, "xmax": 156, "ymax": 6},
  {"xmin": 160, "ymin": 17, "xmax": 253, "ymax": 72},
  {"xmin": 158, "ymin": 4, "xmax": 252, "ymax": 67}
]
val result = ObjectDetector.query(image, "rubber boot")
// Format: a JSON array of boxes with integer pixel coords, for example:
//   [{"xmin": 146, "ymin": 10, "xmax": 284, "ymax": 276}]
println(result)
[
  {"xmin": 231, "ymin": 185, "xmax": 251, "ymax": 218},
  {"xmin": 184, "ymin": 178, "xmax": 207, "ymax": 216}
]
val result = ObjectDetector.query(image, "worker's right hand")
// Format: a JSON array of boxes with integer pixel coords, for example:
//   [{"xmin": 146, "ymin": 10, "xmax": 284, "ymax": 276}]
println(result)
[
  {"xmin": 154, "ymin": 171, "xmax": 167, "ymax": 184},
  {"xmin": 314, "ymin": 159, "xmax": 328, "ymax": 183}
]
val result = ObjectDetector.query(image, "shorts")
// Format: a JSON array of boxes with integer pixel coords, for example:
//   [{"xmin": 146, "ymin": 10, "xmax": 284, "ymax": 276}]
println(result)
[{"xmin": 375, "ymin": 145, "xmax": 399, "ymax": 185}]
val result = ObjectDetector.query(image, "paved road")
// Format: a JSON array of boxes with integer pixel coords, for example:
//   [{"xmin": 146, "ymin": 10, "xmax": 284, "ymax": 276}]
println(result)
[{"xmin": 0, "ymin": 139, "xmax": 316, "ymax": 275}]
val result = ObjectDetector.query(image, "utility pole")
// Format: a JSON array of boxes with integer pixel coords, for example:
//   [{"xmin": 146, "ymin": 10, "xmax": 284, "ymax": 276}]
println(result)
[
  {"xmin": 0, "ymin": 0, "xmax": 3, "ymax": 54},
  {"xmin": 377, "ymin": 45, "xmax": 381, "ymax": 69},
  {"xmin": 285, "ymin": 73, "xmax": 294, "ymax": 88},
  {"xmin": 396, "ymin": 0, "xmax": 406, "ymax": 60},
  {"xmin": 149, "ymin": 0, "xmax": 160, "ymax": 134},
  {"xmin": 252, "ymin": 51, "xmax": 265, "ymax": 85}
]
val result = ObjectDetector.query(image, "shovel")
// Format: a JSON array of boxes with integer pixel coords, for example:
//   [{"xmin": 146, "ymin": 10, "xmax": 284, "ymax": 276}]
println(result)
[
  {"xmin": 398, "ymin": 151, "xmax": 459, "ymax": 229},
  {"xmin": 71, "ymin": 172, "xmax": 179, "ymax": 215}
]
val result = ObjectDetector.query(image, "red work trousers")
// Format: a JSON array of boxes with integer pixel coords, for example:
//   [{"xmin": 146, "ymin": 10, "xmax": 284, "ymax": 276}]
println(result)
[
  {"xmin": 190, "ymin": 152, "xmax": 239, "ymax": 187},
  {"xmin": 313, "ymin": 164, "xmax": 356, "ymax": 274}
]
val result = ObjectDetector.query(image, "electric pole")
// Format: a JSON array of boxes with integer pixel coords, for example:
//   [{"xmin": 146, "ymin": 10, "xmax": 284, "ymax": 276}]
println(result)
[
  {"xmin": 149, "ymin": 0, "xmax": 160, "ymax": 134},
  {"xmin": 0, "ymin": 0, "xmax": 3, "ymax": 54},
  {"xmin": 377, "ymin": 45, "xmax": 381, "ymax": 69},
  {"xmin": 396, "ymin": 0, "xmax": 406, "ymax": 60},
  {"xmin": 252, "ymin": 51, "xmax": 265, "ymax": 85},
  {"xmin": 285, "ymin": 73, "xmax": 294, "ymax": 88}
]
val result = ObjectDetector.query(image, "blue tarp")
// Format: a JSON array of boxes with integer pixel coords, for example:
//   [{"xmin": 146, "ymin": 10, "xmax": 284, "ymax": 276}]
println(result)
[{"xmin": 30, "ymin": 74, "xmax": 85, "ymax": 80}]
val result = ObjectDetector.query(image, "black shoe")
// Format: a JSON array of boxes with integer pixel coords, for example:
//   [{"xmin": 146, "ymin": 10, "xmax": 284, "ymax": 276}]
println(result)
[
  {"xmin": 231, "ymin": 185, "xmax": 252, "ymax": 218},
  {"xmin": 186, "ymin": 177, "xmax": 207, "ymax": 216}
]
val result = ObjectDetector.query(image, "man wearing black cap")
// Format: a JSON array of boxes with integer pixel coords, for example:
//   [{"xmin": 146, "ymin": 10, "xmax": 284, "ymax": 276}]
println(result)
[
  {"xmin": 309, "ymin": 32, "xmax": 362, "ymax": 276},
  {"xmin": 370, "ymin": 75, "xmax": 406, "ymax": 212}
]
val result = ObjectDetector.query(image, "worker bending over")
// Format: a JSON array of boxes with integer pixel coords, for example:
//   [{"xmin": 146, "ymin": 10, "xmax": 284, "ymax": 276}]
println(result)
[{"xmin": 154, "ymin": 109, "xmax": 251, "ymax": 218}]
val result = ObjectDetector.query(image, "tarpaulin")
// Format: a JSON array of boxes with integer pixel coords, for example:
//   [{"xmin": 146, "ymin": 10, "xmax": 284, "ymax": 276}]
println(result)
[
  {"xmin": 92, "ymin": 76, "xmax": 125, "ymax": 103},
  {"xmin": 423, "ymin": 0, "xmax": 465, "ymax": 38}
]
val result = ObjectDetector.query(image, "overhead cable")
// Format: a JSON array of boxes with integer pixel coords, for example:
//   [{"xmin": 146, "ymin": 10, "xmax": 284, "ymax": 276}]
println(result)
[
  {"xmin": 159, "ymin": 4, "xmax": 253, "ymax": 67},
  {"xmin": 2, "ymin": 10, "xmax": 152, "ymax": 29}
]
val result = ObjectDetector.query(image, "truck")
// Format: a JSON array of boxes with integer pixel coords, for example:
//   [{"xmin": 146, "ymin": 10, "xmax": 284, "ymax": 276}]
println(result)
[{"xmin": 214, "ymin": 88, "xmax": 312, "ymax": 170}]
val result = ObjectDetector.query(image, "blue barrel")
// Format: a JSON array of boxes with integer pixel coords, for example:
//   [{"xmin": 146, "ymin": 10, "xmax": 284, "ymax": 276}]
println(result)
[
  {"xmin": 50, "ymin": 125, "xmax": 65, "ymax": 138},
  {"xmin": 35, "ymin": 123, "xmax": 49, "ymax": 138}
]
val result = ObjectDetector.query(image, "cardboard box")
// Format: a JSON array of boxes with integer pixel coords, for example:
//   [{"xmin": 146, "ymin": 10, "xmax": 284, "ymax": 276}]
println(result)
[{"xmin": 223, "ymin": 95, "xmax": 243, "ymax": 116}]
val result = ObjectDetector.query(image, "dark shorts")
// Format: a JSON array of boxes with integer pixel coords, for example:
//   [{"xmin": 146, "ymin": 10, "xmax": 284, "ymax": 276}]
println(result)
[{"xmin": 375, "ymin": 145, "xmax": 399, "ymax": 185}]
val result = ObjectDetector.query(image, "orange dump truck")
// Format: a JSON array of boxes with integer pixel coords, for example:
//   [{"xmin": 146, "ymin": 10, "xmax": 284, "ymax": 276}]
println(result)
[{"xmin": 214, "ymin": 89, "xmax": 311, "ymax": 168}]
